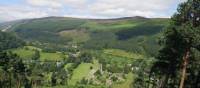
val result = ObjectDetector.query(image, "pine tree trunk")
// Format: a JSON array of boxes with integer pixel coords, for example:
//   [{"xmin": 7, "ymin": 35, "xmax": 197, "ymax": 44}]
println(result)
[
  {"xmin": 179, "ymin": 49, "xmax": 190, "ymax": 88},
  {"xmin": 195, "ymin": 71, "xmax": 200, "ymax": 88},
  {"xmin": 34, "ymin": 81, "xmax": 37, "ymax": 88},
  {"xmin": 159, "ymin": 76, "xmax": 165, "ymax": 88},
  {"xmin": 160, "ymin": 74, "xmax": 169, "ymax": 88},
  {"xmin": 9, "ymin": 73, "xmax": 11, "ymax": 88},
  {"xmin": 17, "ymin": 79, "xmax": 21, "ymax": 88}
]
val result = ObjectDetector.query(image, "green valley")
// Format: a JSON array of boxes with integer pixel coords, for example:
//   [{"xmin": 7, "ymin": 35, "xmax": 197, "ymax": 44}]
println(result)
[{"xmin": 0, "ymin": 16, "xmax": 167, "ymax": 88}]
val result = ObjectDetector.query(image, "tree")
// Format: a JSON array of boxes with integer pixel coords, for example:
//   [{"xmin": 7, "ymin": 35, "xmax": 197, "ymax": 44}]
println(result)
[
  {"xmin": 51, "ymin": 72, "xmax": 57, "ymax": 86},
  {"xmin": 80, "ymin": 51, "xmax": 93, "ymax": 63},
  {"xmin": 13, "ymin": 59, "xmax": 26, "ymax": 88},
  {"xmin": 149, "ymin": 0, "xmax": 200, "ymax": 88},
  {"xmin": 0, "ymin": 52, "xmax": 27, "ymax": 88},
  {"xmin": 133, "ymin": 58, "xmax": 154, "ymax": 88},
  {"xmin": 0, "ymin": 52, "xmax": 12, "ymax": 88},
  {"xmin": 32, "ymin": 50, "xmax": 40, "ymax": 60},
  {"xmin": 28, "ymin": 62, "xmax": 45, "ymax": 87}
]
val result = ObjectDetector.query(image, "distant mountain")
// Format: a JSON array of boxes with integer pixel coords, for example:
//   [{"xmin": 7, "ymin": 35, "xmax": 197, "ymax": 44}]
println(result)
[
  {"xmin": 114, "ymin": 16, "xmax": 148, "ymax": 20},
  {"xmin": 0, "ymin": 16, "xmax": 162, "ymax": 30},
  {"xmin": 0, "ymin": 16, "xmax": 154, "ymax": 31},
  {"xmin": 0, "ymin": 16, "xmax": 170, "ymax": 56}
]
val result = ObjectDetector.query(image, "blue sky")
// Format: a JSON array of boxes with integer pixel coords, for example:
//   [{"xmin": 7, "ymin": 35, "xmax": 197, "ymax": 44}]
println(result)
[{"xmin": 0, "ymin": 0, "xmax": 186, "ymax": 21}]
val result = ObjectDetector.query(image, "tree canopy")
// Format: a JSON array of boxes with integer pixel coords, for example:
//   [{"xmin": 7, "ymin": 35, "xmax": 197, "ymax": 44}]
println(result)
[{"xmin": 149, "ymin": 0, "xmax": 200, "ymax": 88}]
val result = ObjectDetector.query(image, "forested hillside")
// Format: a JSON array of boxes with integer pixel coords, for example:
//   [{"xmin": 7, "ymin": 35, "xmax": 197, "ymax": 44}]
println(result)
[
  {"xmin": 0, "ymin": 31, "xmax": 24, "ymax": 51},
  {"xmin": 0, "ymin": 17, "xmax": 169, "ymax": 56}
]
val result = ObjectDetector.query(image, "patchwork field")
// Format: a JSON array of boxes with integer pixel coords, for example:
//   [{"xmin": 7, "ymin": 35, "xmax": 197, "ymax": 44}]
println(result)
[
  {"xmin": 40, "ymin": 52, "xmax": 65, "ymax": 61},
  {"xmin": 12, "ymin": 48, "xmax": 35, "ymax": 60},
  {"xmin": 11, "ymin": 46, "xmax": 66, "ymax": 61},
  {"xmin": 103, "ymin": 49, "xmax": 143, "ymax": 59}
]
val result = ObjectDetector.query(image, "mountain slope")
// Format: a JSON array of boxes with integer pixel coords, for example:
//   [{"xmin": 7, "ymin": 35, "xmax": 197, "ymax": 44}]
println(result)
[
  {"xmin": 0, "ymin": 31, "xmax": 25, "ymax": 51},
  {"xmin": 0, "ymin": 16, "xmax": 169, "ymax": 56}
]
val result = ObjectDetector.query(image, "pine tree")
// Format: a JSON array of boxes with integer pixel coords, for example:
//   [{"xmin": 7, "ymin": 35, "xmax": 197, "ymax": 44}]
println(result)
[{"xmin": 149, "ymin": 0, "xmax": 200, "ymax": 88}]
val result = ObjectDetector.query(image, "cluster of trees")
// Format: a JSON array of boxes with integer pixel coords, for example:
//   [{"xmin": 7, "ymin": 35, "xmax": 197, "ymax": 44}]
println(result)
[
  {"xmin": 0, "ymin": 31, "xmax": 68, "ymax": 87},
  {"xmin": 0, "ymin": 31, "xmax": 25, "ymax": 51},
  {"xmin": 28, "ymin": 42, "xmax": 68, "ymax": 53},
  {"xmin": 67, "ymin": 45, "xmax": 93, "ymax": 64},
  {"xmin": 27, "ymin": 61, "xmax": 69, "ymax": 87},
  {"xmin": 0, "ymin": 52, "xmax": 70, "ymax": 88},
  {"xmin": 0, "ymin": 52, "xmax": 30, "ymax": 88}
]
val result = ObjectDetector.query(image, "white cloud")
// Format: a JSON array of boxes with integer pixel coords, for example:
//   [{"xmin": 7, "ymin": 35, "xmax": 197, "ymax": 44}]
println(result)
[
  {"xmin": 63, "ymin": 0, "xmax": 89, "ymax": 8},
  {"xmin": 0, "ymin": 0, "xmax": 187, "ymax": 21},
  {"xmin": 26, "ymin": 0, "xmax": 63, "ymax": 8},
  {"xmin": 85, "ymin": 0, "xmax": 178, "ymax": 18},
  {"xmin": 0, "ymin": 6, "xmax": 48, "ymax": 21},
  {"xmin": 62, "ymin": 0, "xmax": 186, "ymax": 18}
]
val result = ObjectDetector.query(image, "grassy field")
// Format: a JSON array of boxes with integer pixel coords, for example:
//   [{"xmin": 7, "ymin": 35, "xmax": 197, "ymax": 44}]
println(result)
[
  {"xmin": 69, "ymin": 61, "xmax": 99, "ymax": 85},
  {"xmin": 64, "ymin": 63, "xmax": 73, "ymax": 70},
  {"xmin": 11, "ymin": 46, "xmax": 66, "ymax": 61},
  {"xmin": 103, "ymin": 49, "xmax": 143, "ymax": 59},
  {"xmin": 40, "ymin": 52, "xmax": 64, "ymax": 61},
  {"xmin": 82, "ymin": 21, "xmax": 140, "ymax": 31},
  {"xmin": 12, "ymin": 48, "xmax": 35, "ymax": 59}
]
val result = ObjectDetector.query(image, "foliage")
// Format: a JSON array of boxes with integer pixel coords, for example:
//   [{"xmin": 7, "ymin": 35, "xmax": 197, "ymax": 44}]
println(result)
[
  {"xmin": 149, "ymin": 0, "xmax": 200, "ymax": 88},
  {"xmin": 0, "ymin": 52, "xmax": 28, "ymax": 88},
  {"xmin": 0, "ymin": 15, "xmax": 177, "ymax": 88},
  {"xmin": 112, "ymin": 73, "xmax": 134, "ymax": 88},
  {"xmin": 0, "ymin": 31, "xmax": 25, "ymax": 51},
  {"xmin": 32, "ymin": 50, "xmax": 40, "ymax": 60},
  {"xmin": 1, "ymin": 17, "xmax": 168, "ymax": 56}
]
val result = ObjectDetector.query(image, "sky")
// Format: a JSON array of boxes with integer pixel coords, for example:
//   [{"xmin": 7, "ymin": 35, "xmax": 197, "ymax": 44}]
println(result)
[{"xmin": 0, "ymin": 0, "xmax": 186, "ymax": 21}]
